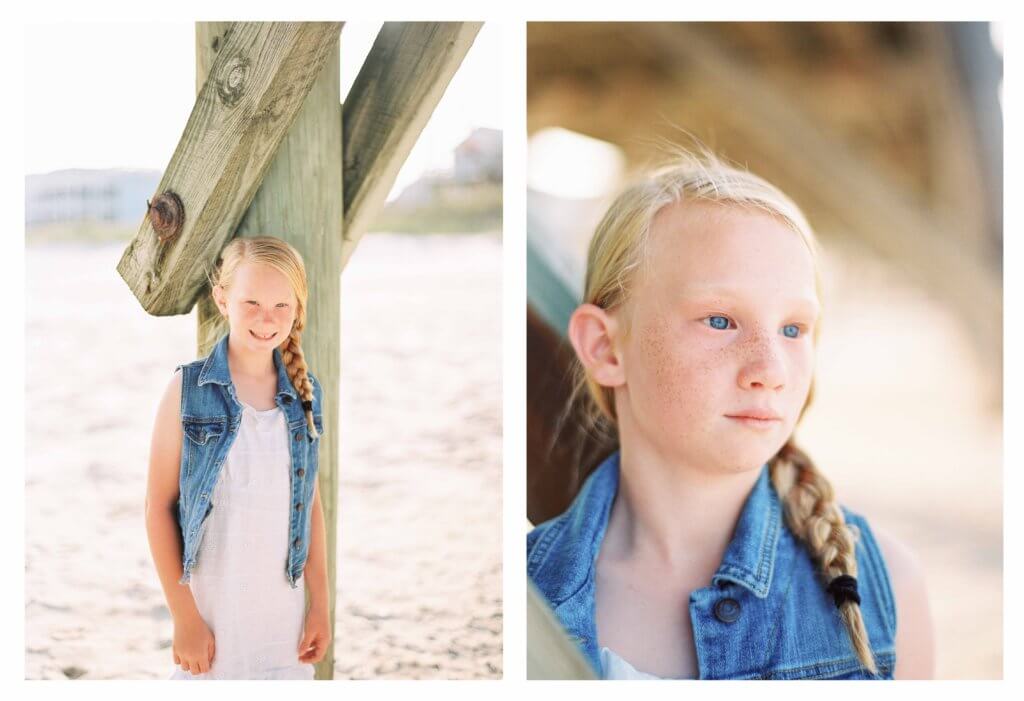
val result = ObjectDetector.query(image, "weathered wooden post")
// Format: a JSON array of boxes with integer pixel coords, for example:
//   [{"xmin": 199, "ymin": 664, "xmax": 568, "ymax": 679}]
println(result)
[{"xmin": 195, "ymin": 21, "xmax": 343, "ymax": 678}]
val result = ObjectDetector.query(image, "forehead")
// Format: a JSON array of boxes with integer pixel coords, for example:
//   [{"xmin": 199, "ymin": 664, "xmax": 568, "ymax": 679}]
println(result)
[
  {"xmin": 228, "ymin": 261, "xmax": 296, "ymax": 300},
  {"xmin": 637, "ymin": 199, "xmax": 818, "ymax": 308}
]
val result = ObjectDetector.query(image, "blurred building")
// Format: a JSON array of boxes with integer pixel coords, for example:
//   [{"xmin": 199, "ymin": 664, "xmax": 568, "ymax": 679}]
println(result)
[
  {"xmin": 374, "ymin": 127, "xmax": 503, "ymax": 233},
  {"xmin": 25, "ymin": 169, "xmax": 160, "ymax": 227},
  {"xmin": 454, "ymin": 127, "xmax": 502, "ymax": 183}
]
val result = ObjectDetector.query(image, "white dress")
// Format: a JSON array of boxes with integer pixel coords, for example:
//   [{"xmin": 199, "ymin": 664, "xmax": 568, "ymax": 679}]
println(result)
[
  {"xmin": 169, "ymin": 402, "xmax": 314, "ymax": 680},
  {"xmin": 599, "ymin": 647, "xmax": 696, "ymax": 680},
  {"xmin": 600, "ymin": 647, "xmax": 663, "ymax": 680}
]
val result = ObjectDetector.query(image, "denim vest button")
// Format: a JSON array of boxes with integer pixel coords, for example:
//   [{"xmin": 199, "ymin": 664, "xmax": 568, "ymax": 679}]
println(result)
[
  {"xmin": 294, "ymin": 432, "xmax": 302, "ymax": 442},
  {"xmin": 295, "ymin": 502, "xmax": 303, "ymax": 511},
  {"xmin": 297, "ymin": 468, "xmax": 305, "ymax": 477},
  {"xmin": 714, "ymin": 597, "xmax": 741, "ymax": 623},
  {"xmin": 293, "ymin": 538, "xmax": 302, "ymax": 547}
]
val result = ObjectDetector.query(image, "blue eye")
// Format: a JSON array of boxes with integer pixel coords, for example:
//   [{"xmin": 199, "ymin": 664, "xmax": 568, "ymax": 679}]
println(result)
[
  {"xmin": 704, "ymin": 315, "xmax": 733, "ymax": 330},
  {"xmin": 782, "ymin": 324, "xmax": 801, "ymax": 338}
]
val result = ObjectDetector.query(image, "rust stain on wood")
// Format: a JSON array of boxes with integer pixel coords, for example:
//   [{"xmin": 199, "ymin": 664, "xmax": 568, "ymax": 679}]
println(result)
[{"xmin": 146, "ymin": 190, "xmax": 185, "ymax": 244}]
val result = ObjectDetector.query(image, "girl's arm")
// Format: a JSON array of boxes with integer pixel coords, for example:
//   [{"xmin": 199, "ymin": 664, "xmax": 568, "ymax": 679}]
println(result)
[
  {"xmin": 873, "ymin": 525, "xmax": 936, "ymax": 679},
  {"xmin": 144, "ymin": 369, "xmax": 203, "ymax": 625},
  {"xmin": 303, "ymin": 479, "xmax": 330, "ymax": 613}
]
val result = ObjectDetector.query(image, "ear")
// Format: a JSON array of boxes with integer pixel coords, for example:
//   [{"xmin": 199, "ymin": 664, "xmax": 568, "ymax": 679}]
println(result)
[
  {"xmin": 211, "ymin": 284, "xmax": 228, "ymax": 317},
  {"xmin": 567, "ymin": 303, "xmax": 626, "ymax": 388}
]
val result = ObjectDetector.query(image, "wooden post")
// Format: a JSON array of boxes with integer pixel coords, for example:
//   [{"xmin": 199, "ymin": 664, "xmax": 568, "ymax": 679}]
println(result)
[
  {"xmin": 341, "ymin": 22, "xmax": 481, "ymax": 267},
  {"xmin": 196, "ymin": 22, "xmax": 343, "ymax": 679},
  {"xmin": 527, "ymin": 582, "xmax": 597, "ymax": 679}
]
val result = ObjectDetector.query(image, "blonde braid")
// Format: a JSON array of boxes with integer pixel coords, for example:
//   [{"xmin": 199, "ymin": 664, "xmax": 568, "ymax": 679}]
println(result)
[
  {"xmin": 769, "ymin": 441, "xmax": 877, "ymax": 674},
  {"xmin": 279, "ymin": 315, "xmax": 319, "ymax": 440}
]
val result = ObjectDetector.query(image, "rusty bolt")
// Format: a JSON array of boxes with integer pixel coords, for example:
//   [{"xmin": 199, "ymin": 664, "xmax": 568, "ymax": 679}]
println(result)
[{"xmin": 147, "ymin": 190, "xmax": 184, "ymax": 244}]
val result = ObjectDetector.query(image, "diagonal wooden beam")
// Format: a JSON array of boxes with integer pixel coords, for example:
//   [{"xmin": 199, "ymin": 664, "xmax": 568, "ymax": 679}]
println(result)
[
  {"xmin": 341, "ymin": 22, "xmax": 481, "ymax": 268},
  {"xmin": 116, "ymin": 22, "xmax": 342, "ymax": 316}
]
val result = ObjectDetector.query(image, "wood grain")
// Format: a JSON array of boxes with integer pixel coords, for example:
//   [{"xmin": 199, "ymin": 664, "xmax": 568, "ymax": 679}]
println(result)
[{"xmin": 116, "ymin": 22, "xmax": 342, "ymax": 316}]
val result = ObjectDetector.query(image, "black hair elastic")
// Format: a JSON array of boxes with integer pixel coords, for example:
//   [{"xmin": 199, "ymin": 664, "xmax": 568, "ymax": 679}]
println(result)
[
  {"xmin": 301, "ymin": 399, "xmax": 313, "ymax": 411},
  {"xmin": 826, "ymin": 574, "xmax": 861, "ymax": 608}
]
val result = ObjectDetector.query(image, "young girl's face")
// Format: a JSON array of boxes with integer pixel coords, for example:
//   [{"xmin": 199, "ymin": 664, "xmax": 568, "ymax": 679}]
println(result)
[
  {"xmin": 613, "ymin": 200, "xmax": 819, "ymax": 474},
  {"xmin": 213, "ymin": 262, "xmax": 299, "ymax": 356}
]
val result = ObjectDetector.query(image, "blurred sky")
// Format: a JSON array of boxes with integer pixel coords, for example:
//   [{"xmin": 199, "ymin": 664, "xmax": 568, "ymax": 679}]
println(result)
[{"xmin": 23, "ymin": 22, "xmax": 500, "ymax": 201}]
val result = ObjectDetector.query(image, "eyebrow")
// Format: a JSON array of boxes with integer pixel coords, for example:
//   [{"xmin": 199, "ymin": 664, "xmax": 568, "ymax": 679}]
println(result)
[{"xmin": 682, "ymin": 286, "xmax": 820, "ymax": 316}]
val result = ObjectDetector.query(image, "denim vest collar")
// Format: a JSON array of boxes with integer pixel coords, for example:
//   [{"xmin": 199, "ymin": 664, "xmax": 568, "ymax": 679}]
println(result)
[
  {"xmin": 534, "ymin": 451, "xmax": 779, "ymax": 606},
  {"xmin": 198, "ymin": 332, "xmax": 298, "ymax": 402},
  {"xmin": 709, "ymin": 462, "xmax": 781, "ymax": 598}
]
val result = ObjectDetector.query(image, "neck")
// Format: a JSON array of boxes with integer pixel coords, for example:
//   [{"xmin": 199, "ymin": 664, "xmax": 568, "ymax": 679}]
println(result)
[
  {"xmin": 226, "ymin": 332, "xmax": 276, "ymax": 378},
  {"xmin": 604, "ymin": 411, "xmax": 763, "ymax": 571}
]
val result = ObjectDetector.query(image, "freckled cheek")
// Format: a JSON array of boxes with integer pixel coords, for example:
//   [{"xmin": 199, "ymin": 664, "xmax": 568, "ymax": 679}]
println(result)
[
  {"xmin": 230, "ymin": 305, "xmax": 257, "ymax": 322},
  {"xmin": 789, "ymin": 350, "xmax": 816, "ymax": 404},
  {"xmin": 630, "ymin": 324, "xmax": 713, "ymax": 419}
]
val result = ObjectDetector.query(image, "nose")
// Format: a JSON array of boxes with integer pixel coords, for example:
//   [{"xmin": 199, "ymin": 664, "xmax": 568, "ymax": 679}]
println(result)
[{"xmin": 737, "ymin": 330, "xmax": 786, "ymax": 391}]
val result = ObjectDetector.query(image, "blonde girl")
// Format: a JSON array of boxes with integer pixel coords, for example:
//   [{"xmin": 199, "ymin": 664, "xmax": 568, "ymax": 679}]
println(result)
[
  {"xmin": 527, "ymin": 151, "xmax": 935, "ymax": 679},
  {"xmin": 145, "ymin": 236, "xmax": 330, "ymax": 679}
]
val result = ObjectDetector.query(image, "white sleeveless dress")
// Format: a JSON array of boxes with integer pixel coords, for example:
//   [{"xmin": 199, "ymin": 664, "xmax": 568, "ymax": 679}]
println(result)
[
  {"xmin": 600, "ymin": 647, "xmax": 663, "ymax": 680},
  {"xmin": 599, "ymin": 647, "xmax": 697, "ymax": 680},
  {"xmin": 169, "ymin": 403, "xmax": 314, "ymax": 680}
]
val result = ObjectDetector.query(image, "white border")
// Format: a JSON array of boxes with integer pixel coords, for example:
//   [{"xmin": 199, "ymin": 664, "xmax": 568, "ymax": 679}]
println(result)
[{"xmin": 7, "ymin": 3, "xmax": 1017, "ymax": 699}]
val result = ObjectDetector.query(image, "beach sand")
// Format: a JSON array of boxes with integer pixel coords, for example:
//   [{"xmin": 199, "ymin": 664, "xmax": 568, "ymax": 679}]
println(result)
[{"xmin": 25, "ymin": 233, "xmax": 502, "ymax": 679}]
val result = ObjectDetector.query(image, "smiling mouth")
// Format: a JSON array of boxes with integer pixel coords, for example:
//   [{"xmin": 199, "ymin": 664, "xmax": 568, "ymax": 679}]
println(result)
[{"xmin": 250, "ymin": 330, "xmax": 277, "ymax": 341}]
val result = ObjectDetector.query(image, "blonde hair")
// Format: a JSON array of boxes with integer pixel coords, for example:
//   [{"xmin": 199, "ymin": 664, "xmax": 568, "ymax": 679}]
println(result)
[
  {"xmin": 210, "ymin": 236, "xmax": 320, "ymax": 440},
  {"xmin": 571, "ymin": 148, "xmax": 877, "ymax": 674}
]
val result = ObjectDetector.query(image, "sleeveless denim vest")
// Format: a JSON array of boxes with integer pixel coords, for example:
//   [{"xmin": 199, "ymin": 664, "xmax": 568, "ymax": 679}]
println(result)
[
  {"xmin": 174, "ymin": 332, "xmax": 325, "ymax": 589},
  {"xmin": 527, "ymin": 452, "xmax": 897, "ymax": 679}
]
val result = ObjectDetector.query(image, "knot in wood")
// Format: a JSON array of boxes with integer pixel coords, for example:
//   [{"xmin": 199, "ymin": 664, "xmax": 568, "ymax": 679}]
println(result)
[
  {"xmin": 147, "ymin": 190, "xmax": 184, "ymax": 244},
  {"xmin": 216, "ymin": 55, "xmax": 251, "ymax": 107}
]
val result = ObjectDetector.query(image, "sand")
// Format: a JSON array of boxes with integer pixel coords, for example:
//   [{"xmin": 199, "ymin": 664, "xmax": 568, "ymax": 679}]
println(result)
[{"xmin": 25, "ymin": 232, "xmax": 502, "ymax": 679}]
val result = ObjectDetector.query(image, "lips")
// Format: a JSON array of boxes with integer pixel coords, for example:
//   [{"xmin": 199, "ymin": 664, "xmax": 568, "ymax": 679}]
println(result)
[
  {"xmin": 250, "ymin": 330, "xmax": 277, "ymax": 341},
  {"xmin": 726, "ymin": 410, "xmax": 781, "ymax": 421},
  {"xmin": 725, "ymin": 409, "xmax": 782, "ymax": 429},
  {"xmin": 726, "ymin": 415, "xmax": 781, "ymax": 430}
]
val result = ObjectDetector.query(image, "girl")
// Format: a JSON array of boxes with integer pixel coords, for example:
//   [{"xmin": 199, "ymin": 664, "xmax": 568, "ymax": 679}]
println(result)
[
  {"xmin": 527, "ymin": 151, "xmax": 935, "ymax": 679},
  {"xmin": 145, "ymin": 236, "xmax": 331, "ymax": 679}
]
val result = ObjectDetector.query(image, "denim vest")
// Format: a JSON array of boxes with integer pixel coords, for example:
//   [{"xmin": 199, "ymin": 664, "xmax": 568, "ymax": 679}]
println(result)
[
  {"xmin": 175, "ymin": 333, "xmax": 325, "ymax": 589},
  {"xmin": 527, "ymin": 452, "xmax": 897, "ymax": 679}
]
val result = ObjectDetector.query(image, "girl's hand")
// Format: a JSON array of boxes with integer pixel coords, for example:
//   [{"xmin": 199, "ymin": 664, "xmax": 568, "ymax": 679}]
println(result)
[
  {"xmin": 172, "ymin": 612, "xmax": 216, "ymax": 675},
  {"xmin": 298, "ymin": 605, "xmax": 332, "ymax": 665}
]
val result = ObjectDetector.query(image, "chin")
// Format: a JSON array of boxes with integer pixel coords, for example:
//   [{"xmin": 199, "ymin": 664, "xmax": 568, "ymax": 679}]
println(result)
[{"xmin": 713, "ymin": 443, "xmax": 780, "ymax": 474}]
